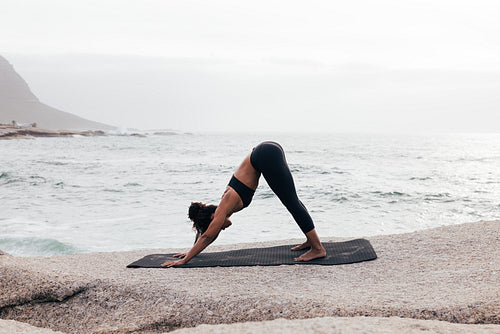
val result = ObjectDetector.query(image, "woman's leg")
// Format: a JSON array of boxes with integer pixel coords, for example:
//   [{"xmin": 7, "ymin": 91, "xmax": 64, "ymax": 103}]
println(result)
[
  {"xmin": 251, "ymin": 142, "xmax": 325, "ymax": 261},
  {"xmin": 251, "ymin": 142, "xmax": 314, "ymax": 233}
]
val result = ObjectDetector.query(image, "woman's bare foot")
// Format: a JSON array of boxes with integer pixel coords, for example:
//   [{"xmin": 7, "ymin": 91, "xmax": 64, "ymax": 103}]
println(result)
[
  {"xmin": 293, "ymin": 228, "xmax": 326, "ymax": 261},
  {"xmin": 294, "ymin": 247, "xmax": 326, "ymax": 262},
  {"xmin": 291, "ymin": 240, "xmax": 310, "ymax": 251}
]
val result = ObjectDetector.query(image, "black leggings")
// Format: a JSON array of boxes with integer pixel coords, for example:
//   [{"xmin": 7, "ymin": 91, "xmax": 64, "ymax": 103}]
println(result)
[{"xmin": 250, "ymin": 141, "xmax": 315, "ymax": 234}]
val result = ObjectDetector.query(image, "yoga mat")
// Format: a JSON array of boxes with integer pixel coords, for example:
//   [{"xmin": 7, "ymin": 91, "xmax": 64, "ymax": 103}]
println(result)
[{"xmin": 127, "ymin": 238, "xmax": 377, "ymax": 268}]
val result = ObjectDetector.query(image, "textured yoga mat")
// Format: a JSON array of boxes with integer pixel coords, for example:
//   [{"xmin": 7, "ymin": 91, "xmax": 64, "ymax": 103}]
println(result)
[{"xmin": 127, "ymin": 238, "xmax": 377, "ymax": 268}]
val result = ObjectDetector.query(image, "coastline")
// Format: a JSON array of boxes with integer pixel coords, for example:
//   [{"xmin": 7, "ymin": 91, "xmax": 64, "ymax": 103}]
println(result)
[
  {"xmin": 0, "ymin": 124, "xmax": 108, "ymax": 139},
  {"xmin": 0, "ymin": 124, "xmax": 148, "ymax": 139},
  {"xmin": 1, "ymin": 220, "xmax": 499, "ymax": 333}
]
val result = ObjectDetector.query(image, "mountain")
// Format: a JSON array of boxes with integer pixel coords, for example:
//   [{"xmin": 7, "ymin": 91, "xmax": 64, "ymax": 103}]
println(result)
[{"xmin": 0, "ymin": 55, "xmax": 115, "ymax": 130}]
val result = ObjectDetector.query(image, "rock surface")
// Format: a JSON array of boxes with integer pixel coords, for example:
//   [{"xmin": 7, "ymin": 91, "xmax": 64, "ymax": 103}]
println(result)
[
  {"xmin": 0, "ymin": 319, "xmax": 66, "ymax": 334},
  {"xmin": 171, "ymin": 316, "xmax": 500, "ymax": 334},
  {"xmin": 0, "ymin": 221, "xmax": 499, "ymax": 333}
]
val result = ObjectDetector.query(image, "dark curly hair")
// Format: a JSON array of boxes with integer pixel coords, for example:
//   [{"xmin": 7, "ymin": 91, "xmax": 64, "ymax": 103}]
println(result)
[{"xmin": 188, "ymin": 202, "xmax": 217, "ymax": 237}]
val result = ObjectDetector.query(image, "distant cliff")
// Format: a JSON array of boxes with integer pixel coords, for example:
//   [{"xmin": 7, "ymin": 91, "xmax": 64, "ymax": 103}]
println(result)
[{"xmin": 0, "ymin": 55, "xmax": 115, "ymax": 130}]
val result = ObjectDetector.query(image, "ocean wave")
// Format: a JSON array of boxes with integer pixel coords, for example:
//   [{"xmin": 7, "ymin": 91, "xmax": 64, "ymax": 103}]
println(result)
[
  {"xmin": 409, "ymin": 176, "xmax": 433, "ymax": 181},
  {"xmin": 290, "ymin": 164, "xmax": 345, "ymax": 175},
  {"xmin": 124, "ymin": 182, "xmax": 142, "ymax": 187},
  {"xmin": 0, "ymin": 174, "xmax": 49, "ymax": 186},
  {"xmin": 371, "ymin": 191, "xmax": 409, "ymax": 197},
  {"xmin": 0, "ymin": 172, "xmax": 27, "ymax": 186},
  {"xmin": 35, "ymin": 160, "xmax": 69, "ymax": 166},
  {"xmin": 152, "ymin": 131, "xmax": 179, "ymax": 136},
  {"xmin": 29, "ymin": 175, "xmax": 47, "ymax": 186},
  {"xmin": 332, "ymin": 196, "xmax": 349, "ymax": 202},
  {"xmin": 423, "ymin": 193, "xmax": 455, "ymax": 202},
  {"xmin": 0, "ymin": 237, "xmax": 80, "ymax": 257},
  {"xmin": 103, "ymin": 188, "xmax": 124, "ymax": 193},
  {"xmin": 256, "ymin": 191, "xmax": 276, "ymax": 199}
]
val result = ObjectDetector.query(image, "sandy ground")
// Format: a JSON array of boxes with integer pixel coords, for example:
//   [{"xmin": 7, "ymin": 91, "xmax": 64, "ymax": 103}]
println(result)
[{"xmin": 0, "ymin": 220, "xmax": 499, "ymax": 333}]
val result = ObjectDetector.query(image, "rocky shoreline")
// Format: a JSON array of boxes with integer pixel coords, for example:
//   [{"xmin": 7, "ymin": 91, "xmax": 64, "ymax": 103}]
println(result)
[
  {"xmin": 1, "ymin": 220, "xmax": 499, "ymax": 333},
  {"xmin": 0, "ymin": 124, "xmax": 149, "ymax": 139},
  {"xmin": 0, "ymin": 124, "xmax": 106, "ymax": 139}
]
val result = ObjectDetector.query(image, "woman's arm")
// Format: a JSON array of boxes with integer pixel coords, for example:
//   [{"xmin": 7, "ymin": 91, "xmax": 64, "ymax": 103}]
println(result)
[
  {"xmin": 161, "ymin": 212, "xmax": 227, "ymax": 267},
  {"xmin": 170, "ymin": 230, "xmax": 201, "ymax": 258},
  {"xmin": 162, "ymin": 187, "xmax": 240, "ymax": 267}
]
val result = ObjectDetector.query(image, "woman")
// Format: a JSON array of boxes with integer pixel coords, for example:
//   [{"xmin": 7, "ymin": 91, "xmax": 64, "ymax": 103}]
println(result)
[{"xmin": 162, "ymin": 141, "xmax": 326, "ymax": 267}]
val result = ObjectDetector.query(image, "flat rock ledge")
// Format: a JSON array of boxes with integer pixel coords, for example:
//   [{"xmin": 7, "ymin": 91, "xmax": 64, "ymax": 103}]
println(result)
[
  {"xmin": 172, "ymin": 316, "xmax": 500, "ymax": 334},
  {"xmin": 1, "ymin": 317, "xmax": 498, "ymax": 334},
  {"xmin": 0, "ymin": 319, "xmax": 65, "ymax": 334},
  {"xmin": 1, "ymin": 220, "xmax": 499, "ymax": 333}
]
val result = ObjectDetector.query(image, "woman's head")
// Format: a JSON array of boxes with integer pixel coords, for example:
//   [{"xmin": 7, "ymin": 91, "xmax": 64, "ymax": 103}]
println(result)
[{"xmin": 188, "ymin": 202, "xmax": 217, "ymax": 236}]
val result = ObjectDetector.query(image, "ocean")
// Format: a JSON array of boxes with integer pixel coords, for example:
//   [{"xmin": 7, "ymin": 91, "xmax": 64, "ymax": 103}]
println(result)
[{"xmin": 1, "ymin": 132, "xmax": 499, "ymax": 257}]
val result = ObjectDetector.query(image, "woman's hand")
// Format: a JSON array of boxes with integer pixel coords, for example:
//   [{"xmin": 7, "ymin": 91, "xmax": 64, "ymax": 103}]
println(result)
[
  {"xmin": 161, "ymin": 258, "xmax": 187, "ymax": 267},
  {"xmin": 162, "ymin": 215, "xmax": 224, "ymax": 268}
]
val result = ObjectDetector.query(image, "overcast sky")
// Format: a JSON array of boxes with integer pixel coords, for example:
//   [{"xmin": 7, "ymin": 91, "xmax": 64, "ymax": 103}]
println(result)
[{"xmin": 1, "ymin": 0, "xmax": 500, "ymax": 132}]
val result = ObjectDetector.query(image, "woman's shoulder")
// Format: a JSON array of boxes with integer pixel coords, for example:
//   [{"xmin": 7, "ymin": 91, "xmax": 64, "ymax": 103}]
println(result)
[{"xmin": 219, "ymin": 187, "xmax": 243, "ymax": 214}]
